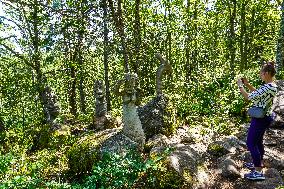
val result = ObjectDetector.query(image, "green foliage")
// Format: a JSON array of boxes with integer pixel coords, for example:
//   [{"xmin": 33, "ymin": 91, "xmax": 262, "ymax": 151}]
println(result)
[
  {"xmin": 0, "ymin": 0, "xmax": 282, "ymax": 187},
  {"xmin": 207, "ymin": 144, "xmax": 227, "ymax": 157},
  {"xmin": 82, "ymin": 150, "xmax": 145, "ymax": 188},
  {"xmin": 79, "ymin": 147, "xmax": 182, "ymax": 189},
  {"xmin": 0, "ymin": 150, "xmax": 71, "ymax": 189},
  {"xmin": 67, "ymin": 134, "xmax": 100, "ymax": 178}
]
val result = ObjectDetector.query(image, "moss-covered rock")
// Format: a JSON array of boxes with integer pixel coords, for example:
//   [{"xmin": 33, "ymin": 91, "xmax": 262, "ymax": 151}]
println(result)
[
  {"xmin": 67, "ymin": 128, "xmax": 138, "ymax": 178},
  {"xmin": 138, "ymin": 94, "xmax": 178, "ymax": 140},
  {"xmin": 149, "ymin": 144, "xmax": 207, "ymax": 188},
  {"xmin": 67, "ymin": 133, "xmax": 101, "ymax": 177}
]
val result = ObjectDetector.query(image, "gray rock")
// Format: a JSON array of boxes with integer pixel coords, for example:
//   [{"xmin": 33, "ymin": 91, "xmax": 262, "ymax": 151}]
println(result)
[
  {"xmin": 271, "ymin": 80, "xmax": 284, "ymax": 128},
  {"xmin": 138, "ymin": 94, "xmax": 171, "ymax": 139},
  {"xmin": 146, "ymin": 134, "xmax": 170, "ymax": 149},
  {"xmin": 218, "ymin": 156, "xmax": 241, "ymax": 178},
  {"xmin": 207, "ymin": 136, "xmax": 242, "ymax": 157},
  {"xmin": 264, "ymin": 148, "xmax": 284, "ymax": 170},
  {"xmin": 99, "ymin": 131, "xmax": 138, "ymax": 155},
  {"xmin": 94, "ymin": 80, "xmax": 107, "ymax": 117}
]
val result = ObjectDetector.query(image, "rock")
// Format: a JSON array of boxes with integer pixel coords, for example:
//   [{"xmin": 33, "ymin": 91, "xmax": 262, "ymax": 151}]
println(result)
[
  {"xmin": 150, "ymin": 143, "xmax": 208, "ymax": 188},
  {"xmin": 92, "ymin": 114, "xmax": 118, "ymax": 131},
  {"xmin": 264, "ymin": 148, "xmax": 284, "ymax": 170},
  {"xmin": 168, "ymin": 144, "xmax": 202, "ymax": 174},
  {"xmin": 175, "ymin": 126, "xmax": 195, "ymax": 144},
  {"xmin": 41, "ymin": 86, "xmax": 60, "ymax": 125},
  {"xmin": 113, "ymin": 73, "xmax": 146, "ymax": 147},
  {"xmin": 67, "ymin": 128, "xmax": 138, "ymax": 177},
  {"xmin": 240, "ymin": 151, "xmax": 253, "ymax": 163},
  {"xmin": 271, "ymin": 81, "xmax": 284, "ymax": 128},
  {"xmin": 94, "ymin": 80, "xmax": 107, "ymax": 117},
  {"xmin": 207, "ymin": 136, "xmax": 242, "ymax": 157},
  {"xmin": 218, "ymin": 156, "xmax": 241, "ymax": 178},
  {"xmin": 138, "ymin": 94, "xmax": 177, "ymax": 139},
  {"xmin": 100, "ymin": 131, "xmax": 138, "ymax": 154},
  {"xmin": 145, "ymin": 134, "xmax": 170, "ymax": 151}
]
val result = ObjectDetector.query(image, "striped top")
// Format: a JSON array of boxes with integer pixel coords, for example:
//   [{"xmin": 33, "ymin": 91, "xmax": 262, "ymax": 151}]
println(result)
[{"xmin": 248, "ymin": 82, "xmax": 277, "ymax": 116}]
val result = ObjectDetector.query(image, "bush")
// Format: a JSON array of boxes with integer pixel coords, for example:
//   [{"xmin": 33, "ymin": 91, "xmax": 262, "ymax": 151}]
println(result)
[
  {"xmin": 79, "ymin": 148, "xmax": 182, "ymax": 189},
  {"xmin": 67, "ymin": 134, "xmax": 100, "ymax": 178}
]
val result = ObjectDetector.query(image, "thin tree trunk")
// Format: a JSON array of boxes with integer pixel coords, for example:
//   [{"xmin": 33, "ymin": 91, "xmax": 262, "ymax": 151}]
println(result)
[
  {"xmin": 107, "ymin": 0, "xmax": 130, "ymax": 73},
  {"xmin": 133, "ymin": 0, "xmax": 141, "ymax": 76},
  {"xmin": 228, "ymin": 0, "xmax": 237, "ymax": 76},
  {"xmin": 185, "ymin": 0, "xmax": 191, "ymax": 82},
  {"xmin": 77, "ymin": 14, "xmax": 86, "ymax": 114},
  {"xmin": 69, "ymin": 65, "xmax": 77, "ymax": 116},
  {"xmin": 240, "ymin": 0, "xmax": 247, "ymax": 71},
  {"xmin": 102, "ymin": 0, "xmax": 111, "ymax": 111},
  {"xmin": 32, "ymin": 0, "xmax": 46, "ymax": 119},
  {"xmin": 78, "ymin": 55, "xmax": 86, "ymax": 114},
  {"xmin": 276, "ymin": 0, "xmax": 284, "ymax": 72},
  {"xmin": 192, "ymin": 0, "xmax": 198, "ymax": 73},
  {"xmin": 168, "ymin": 2, "xmax": 172, "ymax": 64}
]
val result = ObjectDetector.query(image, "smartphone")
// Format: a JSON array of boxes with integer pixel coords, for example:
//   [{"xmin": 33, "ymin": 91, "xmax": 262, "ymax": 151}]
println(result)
[{"xmin": 241, "ymin": 78, "xmax": 244, "ymax": 83}]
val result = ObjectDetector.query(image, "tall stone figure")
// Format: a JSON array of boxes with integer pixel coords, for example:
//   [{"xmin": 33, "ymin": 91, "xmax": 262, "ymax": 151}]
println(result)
[
  {"xmin": 113, "ymin": 73, "xmax": 145, "ymax": 147},
  {"xmin": 93, "ymin": 80, "xmax": 116, "ymax": 131},
  {"xmin": 94, "ymin": 80, "xmax": 107, "ymax": 117},
  {"xmin": 41, "ymin": 86, "xmax": 60, "ymax": 126}
]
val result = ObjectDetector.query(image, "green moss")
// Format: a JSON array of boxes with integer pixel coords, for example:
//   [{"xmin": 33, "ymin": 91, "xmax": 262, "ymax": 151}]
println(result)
[
  {"xmin": 67, "ymin": 134, "xmax": 100, "ymax": 178},
  {"xmin": 207, "ymin": 143, "xmax": 226, "ymax": 157},
  {"xmin": 163, "ymin": 98, "xmax": 179, "ymax": 136}
]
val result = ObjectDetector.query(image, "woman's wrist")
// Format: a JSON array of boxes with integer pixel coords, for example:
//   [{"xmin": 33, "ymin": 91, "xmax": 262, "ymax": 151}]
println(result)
[{"xmin": 238, "ymin": 84, "xmax": 244, "ymax": 88}]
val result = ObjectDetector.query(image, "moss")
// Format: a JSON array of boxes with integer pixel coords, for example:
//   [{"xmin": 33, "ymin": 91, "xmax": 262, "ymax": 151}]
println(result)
[
  {"xmin": 149, "ymin": 158, "xmax": 183, "ymax": 189},
  {"xmin": 146, "ymin": 149, "xmax": 183, "ymax": 189},
  {"xmin": 26, "ymin": 124, "xmax": 51, "ymax": 152},
  {"xmin": 207, "ymin": 143, "xmax": 227, "ymax": 157},
  {"xmin": 183, "ymin": 169, "xmax": 195, "ymax": 184},
  {"xmin": 67, "ymin": 134, "xmax": 100, "ymax": 178}
]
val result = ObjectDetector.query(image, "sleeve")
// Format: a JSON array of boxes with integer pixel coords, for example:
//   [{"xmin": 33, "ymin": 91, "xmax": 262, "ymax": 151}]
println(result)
[
  {"xmin": 248, "ymin": 90, "xmax": 261, "ymax": 101},
  {"xmin": 248, "ymin": 84, "xmax": 277, "ymax": 101}
]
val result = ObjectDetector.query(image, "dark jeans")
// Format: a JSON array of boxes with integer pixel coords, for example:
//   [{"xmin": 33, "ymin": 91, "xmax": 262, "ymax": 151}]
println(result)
[{"xmin": 246, "ymin": 116, "xmax": 273, "ymax": 167}]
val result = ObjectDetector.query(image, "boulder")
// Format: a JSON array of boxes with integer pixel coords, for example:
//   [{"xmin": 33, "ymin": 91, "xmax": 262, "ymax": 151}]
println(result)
[
  {"xmin": 138, "ymin": 94, "xmax": 177, "ymax": 139},
  {"xmin": 67, "ymin": 128, "xmax": 137, "ymax": 177},
  {"xmin": 207, "ymin": 136, "xmax": 242, "ymax": 157},
  {"xmin": 218, "ymin": 156, "xmax": 241, "ymax": 178},
  {"xmin": 150, "ymin": 143, "xmax": 209, "ymax": 188},
  {"xmin": 271, "ymin": 80, "xmax": 284, "ymax": 128}
]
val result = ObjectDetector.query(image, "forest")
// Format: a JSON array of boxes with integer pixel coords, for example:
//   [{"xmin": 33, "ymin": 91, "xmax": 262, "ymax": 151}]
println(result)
[{"xmin": 0, "ymin": 0, "xmax": 284, "ymax": 188}]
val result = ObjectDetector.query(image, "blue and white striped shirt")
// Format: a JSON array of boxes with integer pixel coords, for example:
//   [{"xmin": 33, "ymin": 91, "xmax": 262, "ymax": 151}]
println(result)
[{"xmin": 248, "ymin": 82, "xmax": 277, "ymax": 116}]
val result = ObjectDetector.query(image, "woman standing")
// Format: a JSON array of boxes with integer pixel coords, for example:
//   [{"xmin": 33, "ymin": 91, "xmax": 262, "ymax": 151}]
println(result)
[{"xmin": 237, "ymin": 62, "xmax": 277, "ymax": 180}]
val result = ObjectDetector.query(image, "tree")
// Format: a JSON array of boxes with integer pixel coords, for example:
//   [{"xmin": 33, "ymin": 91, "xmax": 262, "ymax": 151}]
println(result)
[
  {"xmin": 276, "ymin": 0, "xmax": 284, "ymax": 72},
  {"xmin": 0, "ymin": 0, "xmax": 56, "ymax": 122}
]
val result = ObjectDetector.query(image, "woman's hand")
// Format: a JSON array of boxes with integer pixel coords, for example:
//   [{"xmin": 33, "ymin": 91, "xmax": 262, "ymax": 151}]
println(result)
[
  {"xmin": 241, "ymin": 77, "xmax": 249, "ymax": 86},
  {"xmin": 237, "ymin": 79, "xmax": 243, "ymax": 87}
]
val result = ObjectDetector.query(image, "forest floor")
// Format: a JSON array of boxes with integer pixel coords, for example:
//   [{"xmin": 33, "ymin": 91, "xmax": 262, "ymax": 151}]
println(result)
[{"xmin": 205, "ymin": 125, "xmax": 284, "ymax": 189}]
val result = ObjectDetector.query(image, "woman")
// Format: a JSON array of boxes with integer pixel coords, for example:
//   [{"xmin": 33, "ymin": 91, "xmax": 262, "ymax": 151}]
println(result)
[{"xmin": 237, "ymin": 61, "xmax": 277, "ymax": 180}]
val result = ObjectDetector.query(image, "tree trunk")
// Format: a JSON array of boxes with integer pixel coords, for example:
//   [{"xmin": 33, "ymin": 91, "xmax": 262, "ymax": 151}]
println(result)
[
  {"xmin": 133, "ymin": 0, "xmax": 141, "ymax": 76},
  {"xmin": 32, "ymin": 0, "xmax": 46, "ymax": 120},
  {"xmin": 78, "ymin": 34, "xmax": 86, "ymax": 114},
  {"xmin": 102, "ymin": 0, "xmax": 111, "ymax": 111},
  {"xmin": 228, "ymin": 0, "xmax": 237, "ymax": 76},
  {"xmin": 240, "ymin": 0, "xmax": 247, "ymax": 71},
  {"xmin": 185, "ymin": 0, "xmax": 191, "ymax": 83},
  {"xmin": 107, "ymin": 0, "xmax": 130, "ymax": 73},
  {"xmin": 69, "ymin": 64, "xmax": 77, "ymax": 116},
  {"xmin": 78, "ymin": 65, "xmax": 86, "ymax": 114},
  {"xmin": 276, "ymin": 0, "xmax": 284, "ymax": 72}
]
